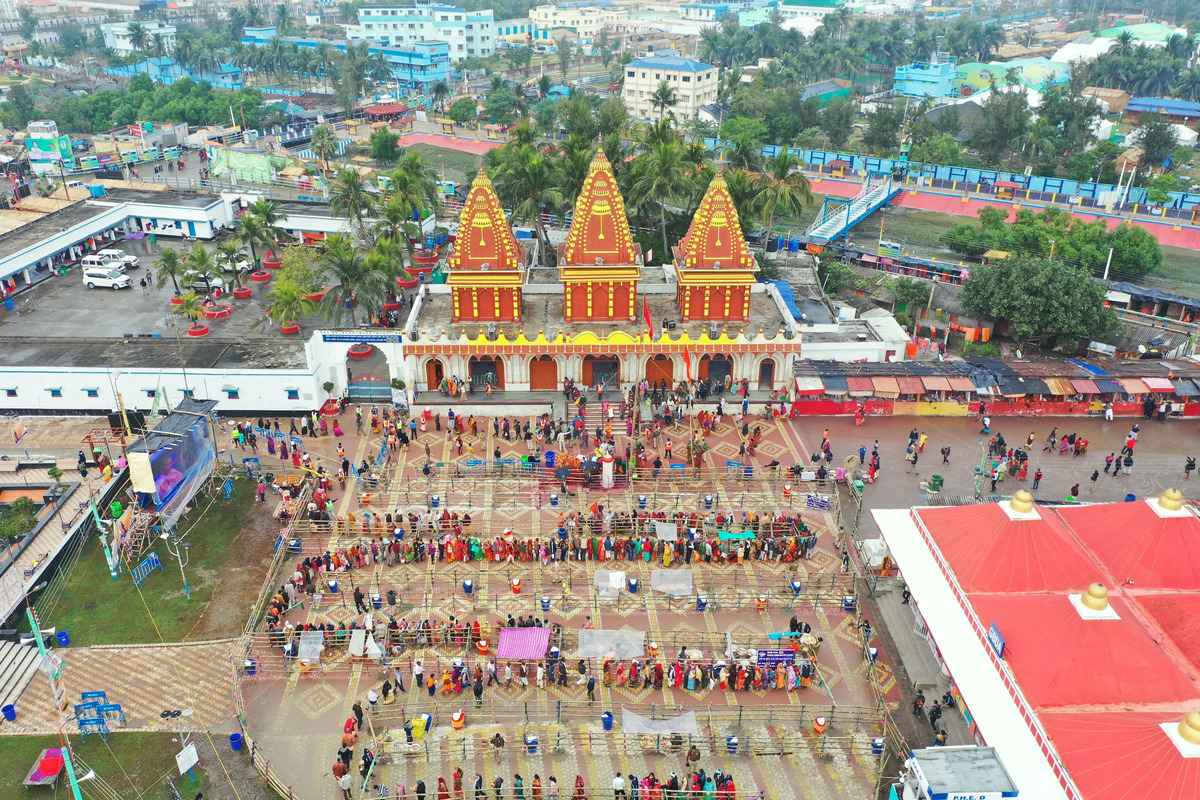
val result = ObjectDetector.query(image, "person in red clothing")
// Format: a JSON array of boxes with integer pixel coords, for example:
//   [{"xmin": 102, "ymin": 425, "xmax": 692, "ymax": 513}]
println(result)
[{"xmin": 332, "ymin": 760, "xmax": 347, "ymax": 780}]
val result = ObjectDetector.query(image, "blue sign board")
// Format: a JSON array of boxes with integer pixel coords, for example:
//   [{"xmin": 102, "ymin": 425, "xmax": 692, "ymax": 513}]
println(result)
[
  {"xmin": 132, "ymin": 551, "xmax": 163, "ymax": 587},
  {"xmin": 756, "ymin": 648, "xmax": 797, "ymax": 667},
  {"xmin": 321, "ymin": 333, "xmax": 402, "ymax": 344},
  {"xmin": 987, "ymin": 623, "xmax": 1005, "ymax": 659}
]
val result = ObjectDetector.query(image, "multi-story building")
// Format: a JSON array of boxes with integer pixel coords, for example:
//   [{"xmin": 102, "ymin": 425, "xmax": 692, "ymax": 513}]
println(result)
[
  {"xmin": 777, "ymin": 0, "xmax": 844, "ymax": 22},
  {"xmin": 893, "ymin": 56, "xmax": 958, "ymax": 99},
  {"xmin": 242, "ymin": 26, "xmax": 450, "ymax": 91},
  {"xmin": 622, "ymin": 54, "xmax": 717, "ymax": 121},
  {"xmin": 528, "ymin": 3, "xmax": 622, "ymax": 48},
  {"xmin": 494, "ymin": 17, "xmax": 546, "ymax": 44},
  {"xmin": 101, "ymin": 21, "xmax": 177, "ymax": 55},
  {"xmin": 346, "ymin": 3, "xmax": 494, "ymax": 63}
]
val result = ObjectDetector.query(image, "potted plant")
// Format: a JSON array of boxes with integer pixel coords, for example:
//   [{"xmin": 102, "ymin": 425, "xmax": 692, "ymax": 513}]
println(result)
[
  {"xmin": 323, "ymin": 380, "xmax": 336, "ymax": 395},
  {"xmin": 156, "ymin": 249, "xmax": 186, "ymax": 304},
  {"xmin": 390, "ymin": 378, "xmax": 406, "ymax": 390},
  {"xmin": 265, "ymin": 279, "xmax": 315, "ymax": 336},
  {"xmin": 172, "ymin": 291, "xmax": 209, "ymax": 336}
]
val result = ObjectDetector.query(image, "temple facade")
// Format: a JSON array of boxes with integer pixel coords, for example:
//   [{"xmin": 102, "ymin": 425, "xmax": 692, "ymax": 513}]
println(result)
[
  {"xmin": 558, "ymin": 151, "xmax": 641, "ymax": 323},
  {"xmin": 446, "ymin": 171, "xmax": 524, "ymax": 323},
  {"xmin": 673, "ymin": 174, "xmax": 757, "ymax": 322}
]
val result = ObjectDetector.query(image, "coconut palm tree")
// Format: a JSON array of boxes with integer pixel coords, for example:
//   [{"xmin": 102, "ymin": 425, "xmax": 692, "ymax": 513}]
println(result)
[
  {"xmin": 155, "ymin": 248, "xmax": 184, "ymax": 294},
  {"xmin": 490, "ymin": 145, "xmax": 564, "ymax": 267},
  {"xmin": 432, "ymin": 79, "xmax": 450, "ymax": 112},
  {"xmin": 265, "ymin": 278, "xmax": 315, "ymax": 330},
  {"xmin": 171, "ymin": 291, "xmax": 205, "ymax": 329},
  {"xmin": 387, "ymin": 151, "xmax": 439, "ymax": 220},
  {"xmin": 215, "ymin": 241, "xmax": 246, "ymax": 289},
  {"xmin": 318, "ymin": 234, "xmax": 389, "ymax": 325},
  {"xmin": 247, "ymin": 198, "xmax": 281, "ymax": 248},
  {"xmin": 310, "ymin": 124, "xmax": 338, "ymax": 175},
  {"xmin": 128, "ymin": 22, "xmax": 147, "ymax": 52},
  {"xmin": 236, "ymin": 213, "xmax": 270, "ymax": 269},
  {"xmin": 186, "ymin": 244, "xmax": 217, "ymax": 292},
  {"xmin": 650, "ymin": 81, "xmax": 677, "ymax": 122},
  {"xmin": 628, "ymin": 139, "xmax": 688, "ymax": 262},
  {"xmin": 330, "ymin": 168, "xmax": 374, "ymax": 231},
  {"xmin": 752, "ymin": 150, "xmax": 812, "ymax": 256}
]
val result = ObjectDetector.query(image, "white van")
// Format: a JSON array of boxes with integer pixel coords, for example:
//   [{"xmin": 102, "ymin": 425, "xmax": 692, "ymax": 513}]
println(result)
[
  {"xmin": 97, "ymin": 248, "xmax": 139, "ymax": 269},
  {"xmin": 80, "ymin": 254, "xmax": 113, "ymax": 270},
  {"xmin": 83, "ymin": 267, "xmax": 131, "ymax": 290}
]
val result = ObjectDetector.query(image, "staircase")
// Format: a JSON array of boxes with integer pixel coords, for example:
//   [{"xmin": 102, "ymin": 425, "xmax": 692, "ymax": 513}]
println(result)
[
  {"xmin": 580, "ymin": 398, "xmax": 627, "ymax": 432},
  {"xmin": 805, "ymin": 175, "xmax": 902, "ymax": 245},
  {"xmin": 0, "ymin": 641, "xmax": 41, "ymax": 711}
]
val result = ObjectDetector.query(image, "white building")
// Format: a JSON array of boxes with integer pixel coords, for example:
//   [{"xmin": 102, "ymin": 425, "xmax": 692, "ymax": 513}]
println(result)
[
  {"xmin": 777, "ymin": 0, "xmax": 845, "ymax": 22},
  {"xmin": 101, "ymin": 21, "xmax": 177, "ymax": 55},
  {"xmin": 529, "ymin": 3, "xmax": 623, "ymax": 47},
  {"xmin": 622, "ymin": 54, "xmax": 718, "ymax": 121},
  {"xmin": 346, "ymin": 3, "xmax": 495, "ymax": 62}
]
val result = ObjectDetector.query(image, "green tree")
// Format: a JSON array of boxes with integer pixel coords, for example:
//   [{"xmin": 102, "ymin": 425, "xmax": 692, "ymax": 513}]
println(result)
[
  {"xmin": 235, "ymin": 213, "xmax": 271, "ymax": 270},
  {"xmin": 448, "ymin": 97, "xmax": 478, "ymax": 126},
  {"xmin": 751, "ymin": 150, "xmax": 812, "ymax": 255},
  {"xmin": 961, "ymin": 257, "xmax": 1116, "ymax": 349},
  {"xmin": 1145, "ymin": 172, "xmax": 1182, "ymax": 205},
  {"xmin": 862, "ymin": 107, "xmax": 901, "ymax": 154},
  {"xmin": 482, "ymin": 83, "xmax": 520, "ymax": 125},
  {"xmin": 650, "ymin": 81, "xmax": 677, "ymax": 121},
  {"xmin": 889, "ymin": 277, "xmax": 930, "ymax": 311},
  {"xmin": 818, "ymin": 260, "xmax": 863, "ymax": 294},
  {"xmin": 556, "ymin": 37, "xmax": 574, "ymax": 80},
  {"xmin": 431, "ymin": 79, "xmax": 450, "ymax": 111},
  {"xmin": 171, "ymin": 290, "xmax": 206, "ymax": 328},
  {"xmin": 819, "ymin": 99, "xmax": 855, "ymax": 149},
  {"xmin": 628, "ymin": 139, "xmax": 689, "ymax": 262},
  {"xmin": 1135, "ymin": 115, "xmax": 1179, "ymax": 166},
  {"xmin": 1, "ymin": 84, "xmax": 36, "ymax": 130},
  {"xmin": 330, "ymin": 168, "xmax": 374, "ymax": 230},
  {"xmin": 720, "ymin": 116, "xmax": 768, "ymax": 169},
  {"xmin": 155, "ymin": 248, "xmax": 184, "ymax": 294},
  {"xmin": 318, "ymin": 234, "xmax": 389, "ymax": 325},
  {"xmin": 489, "ymin": 143, "xmax": 564, "ymax": 266},
  {"xmin": 18, "ymin": 7, "xmax": 36, "ymax": 39},
  {"xmin": 310, "ymin": 124, "xmax": 338, "ymax": 174},
  {"xmin": 909, "ymin": 133, "xmax": 967, "ymax": 166},
  {"xmin": 369, "ymin": 127, "xmax": 400, "ymax": 162},
  {"xmin": 127, "ymin": 22, "xmax": 147, "ymax": 52},
  {"xmin": 970, "ymin": 85, "xmax": 1030, "ymax": 165},
  {"xmin": 265, "ymin": 277, "xmax": 316, "ymax": 330}
]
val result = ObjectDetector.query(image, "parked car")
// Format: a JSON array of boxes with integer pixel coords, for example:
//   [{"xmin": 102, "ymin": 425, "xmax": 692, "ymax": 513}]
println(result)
[
  {"xmin": 82, "ymin": 267, "xmax": 131, "ymax": 290},
  {"xmin": 183, "ymin": 270, "xmax": 225, "ymax": 292},
  {"xmin": 97, "ymin": 248, "xmax": 139, "ymax": 269},
  {"xmin": 220, "ymin": 257, "xmax": 253, "ymax": 274}
]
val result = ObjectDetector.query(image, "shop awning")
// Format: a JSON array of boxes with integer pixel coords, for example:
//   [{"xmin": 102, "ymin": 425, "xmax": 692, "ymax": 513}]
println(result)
[
  {"xmin": 922, "ymin": 376, "xmax": 952, "ymax": 391},
  {"xmin": 1044, "ymin": 378, "xmax": 1076, "ymax": 396},
  {"xmin": 971, "ymin": 373, "xmax": 998, "ymax": 395},
  {"xmin": 1172, "ymin": 379, "xmax": 1200, "ymax": 397},
  {"xmin": 821, "ymin": 375, "xmax": 849, "ymax": 395},
  {"xmin": 1142, "ymin": 377, "xmax": 1176, "ymax": 392},
  {"xmin": 871, "ymin": 376, "xmax": 900, "ymax": 398},
  {"xmin": 1071, "ymin": 379, "xmax": 1100, "ymax": 395},
  {"xmin": 794, "ymin": 376, "xmax": 824, "ymax": 396},
  {"xmin": 947, "ymin": 377, "xmax": 975, "ymax": 392},
  {"xmin": 1096, "ymin": 379, "xmax": 1123, "ymax": 394},
  {"xmin": 897, "ymin": 377, "xmax": 925, "ymax": 395},
  {"xmin": 997, "ymin": 376, "xmax": 1048, "ymax": 396},
  {"xmin": 1120, "ymin": 378, "xmax": 1150, "ymax": 395},
  {"xmin": 847, "ymin": 377, "xmax": 875, "ymax": 397}
]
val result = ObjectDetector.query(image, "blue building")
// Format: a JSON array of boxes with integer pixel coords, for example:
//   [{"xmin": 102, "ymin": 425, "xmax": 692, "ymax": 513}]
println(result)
[
  {"xmin": 107, "ymin": 57, "xmax": 245, "ymax": 90},
  {"xmin": 241, "ymin": 27, "xmax": 450, "ymax": 92},
  {"xmin": 894, "ymin": 58, "xmax": 958, "ymax": 99}
]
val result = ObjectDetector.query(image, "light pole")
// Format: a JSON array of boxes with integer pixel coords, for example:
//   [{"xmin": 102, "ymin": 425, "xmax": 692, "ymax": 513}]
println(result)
[{"xmin": 161, "ymin": 527, "xmax": 191, "ymax": 600}]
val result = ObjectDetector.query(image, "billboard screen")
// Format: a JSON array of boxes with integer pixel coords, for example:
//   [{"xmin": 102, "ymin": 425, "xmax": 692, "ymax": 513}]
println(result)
[{"xmin": 147, "ymin": 416, "xmax": 216, "ymax": 527}]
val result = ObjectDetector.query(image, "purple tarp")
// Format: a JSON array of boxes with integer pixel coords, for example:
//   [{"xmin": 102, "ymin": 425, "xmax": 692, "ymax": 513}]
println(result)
[{"xmin": 496, "ymin": 627, "xmax": 551, "ymax": 660}]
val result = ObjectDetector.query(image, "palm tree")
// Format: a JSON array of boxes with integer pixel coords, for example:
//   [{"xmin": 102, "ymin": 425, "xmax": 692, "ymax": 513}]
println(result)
[
  {"xmin": 265, "ymin": 279, "xmax": 315, "ymax": 330},
  {"xmin": 318, "ymin": 234, "xmax": 389, "ymax": 325},
  {"xmin": 431, "ymin": 79, "xmax": 450, "ymax": 112},
  {"xmin": 310, "ymin": 124, "xmax": 338, "ymax": 175},
  {"xmin": 628, "ymin": 139, "xmax": 689, "ymax": 262},
  {"xmin": 330, "ymin": 168, "xmax": 374, "ymax": 230},
  {"xmin": 752, "ymin": 151, "xmax": 812, "ymax": 256},
  {"xmin": 274, "ymin": 2, "xmax": 291, "ymax": 33},
  {"xmin": 373, "ymin": 197, "xmax": 416, "ymax": 246},
  {"xmin": 247, "ymin": 198, "xmax": 281, "ymax": 249},
  {"xmin": 155, "ymin": 248, "xmax": 184, "ymax": 294},
  {"xmin": 387, "ymin": 151, "xmax": 439, "ymax": 220},
  {"xmin": 128, "ymin": 22, "xmax": 147, "ymax": 52},
  {"xmin": 1114, "ymin": 31, "xmax": 1135, "ymax": 57},
  {"xmin": 490, "ymin": 145, "xmax": 564, "ymax": 267},
  {"xmin": 215, "ymin": 241, "xmax": 246, "ymax": 289},
  {"xmin": 186, "ymin": 244, "xmax": 217, "ymax": 291},
  {"xmin": 236, "ymin": 213, "xmax": 270, "ymax": 269},
  {"xmin": 171, "ymin": 291, "xmax": 205, "ymax": 329},
  {"xmin": 1176, "ymin": 69, "xmax": 1200, "ymax": 102},
  {"xmin": 650, "ymin": 81, "xmax": 677, "ymax": 122}
]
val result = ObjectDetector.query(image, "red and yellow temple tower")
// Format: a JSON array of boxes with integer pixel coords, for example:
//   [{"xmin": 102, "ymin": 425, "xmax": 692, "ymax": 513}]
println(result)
[
  {"xmin": 674, "ymin": 174, "xmax": 757, "ymax": 322},
  {"xmin": 447, "ymin": 171, "xmax": 524, "ymax": 323},
  {"xmin": 559, "ymin": 151, "xmax": 641, "ymax": 322}
]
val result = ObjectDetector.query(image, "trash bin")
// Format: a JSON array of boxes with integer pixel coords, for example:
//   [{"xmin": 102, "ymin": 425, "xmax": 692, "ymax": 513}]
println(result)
[
  {"xmin": 387, "ymin": 589, "xmax": 397, "ymax": 605},
  {"xmin": 2, "ymin": 298, "xmax": 13, "ymax": 311},
  {"xmin": 431, "ymin": 494, "xmax": 441, "ymax": 509},
  {"xmin": 463, "ymin": 579, "xmax": 474, "ymax": 595},
  {"xmin": 371, "ymin": 594, "xmax": 382, "ymax": 609},
  {"xmin": 696, "ymin": 596, "xmax": 708, "ymax": 612},
  {"xmin": 871, "ymin": 737, "xmax": 885, "ymax": 756},
  {"xmin": 540, "ymin": 595, "xmax": 551, "ymax": 611},
  {"xmin": 790, "ymin": 580, "xmax": 803, "ymax": 596},
  {"xmin": 229, "ymin": 732, "xmax": 243, "ymax": 751},
  {"xmin": 929, "ymin": 474, "xmax": 944, "ymax": 492},
  {"xmin": 638, "ymin": 495, "xmax": 647, "ymax": 509},
  {"xmin": 545, "ymin": 451, "xmax": 557, "ymax": 468},
  {"xmin": 525, "ymin": 734, "xmax": 539, "ymax": 754},
  {"xmin": 601, "ymin": 711, "xmax": 614, "ymax": 731},
  {"xmin": 841, "ymin": 595, "xmax": 857, "ymax": 612},
  {"xmin": 55, "ymin": 631, "xmax": 70, "ymax": 647},
  {"xmin": 2, "ymin": 704, "xmax": 15, "ymax": 721},
  {"xmin": 243, "ymin": 659, "xmax": 257, "ymax": 676},
  {"xmin": 1125, "ymin": 493, "xmax": 1137, "ymax": 502},
  {"xmin": 853, "ymin": 479, "xmax": 865, "ymax": 493},
  {"xmin": 328, "ymin": 579, "xmax": 339, "ymax": 594},
  {"xmin": 703, "ymin": 494, "xmax": 714, "ymax": 510},
  {"xmin": 725, "ymin": 736, "xmax": 738, "ymax": 754},
  {"xmin": 549, "ymin": 493, "xmax": 559, "ymax": 507}
]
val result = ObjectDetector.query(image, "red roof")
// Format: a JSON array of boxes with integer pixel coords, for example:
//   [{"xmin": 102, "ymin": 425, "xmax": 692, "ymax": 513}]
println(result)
[
  {"xmin": 366, "ymin": 102, "xmax": 408, "ymax": 116},
  {"xmin": 1056, "ymin": 503, "xmax": 1200, "ymax": 591},
  {"xmin": 968, "ymin": 593, "xmax": 1200, "ymax": 708},
  {"xmin": 1042, "ymin": 712, "xmax": 1200, "ymax": 800},
  {"xmin": 916, "ymin": 505, "xmax": 1098, "ymax": 593},
  {"xmin": 1140, "ymin": 594, "xmax": 1200, "ymax": 672}
]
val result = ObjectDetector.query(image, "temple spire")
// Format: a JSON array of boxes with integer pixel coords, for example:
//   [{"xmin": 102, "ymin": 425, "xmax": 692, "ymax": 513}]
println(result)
[
  {"xmin": 562, "ymin": 150, "xmax": 635, "ymax": 266},
  {"xmin": 448, "ymin": 170, "xmax": 520, "ymax": 272}
]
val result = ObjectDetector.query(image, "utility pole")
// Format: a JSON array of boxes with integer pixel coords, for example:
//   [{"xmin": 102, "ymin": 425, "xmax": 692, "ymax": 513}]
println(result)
[
  {"xmin": 89, "ymin": 497, "xmax": 119, "ymax": 579},
  {"xmin": 162, "ymin": 527, "xmax": 191, "ymax": 600},
  {"xmin": 1102, "ymin": 247, "xmax": 1114, "ymax": 281}
]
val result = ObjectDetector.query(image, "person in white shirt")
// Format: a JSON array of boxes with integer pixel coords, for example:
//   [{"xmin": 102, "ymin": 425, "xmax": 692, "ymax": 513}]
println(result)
[
  {"xmin": 338, "ymin": 771, "xmax": 353, "ymax": 799},
  {"xmin": 612, "ymin": 774, "xmax": 626, "ymax": 800}
]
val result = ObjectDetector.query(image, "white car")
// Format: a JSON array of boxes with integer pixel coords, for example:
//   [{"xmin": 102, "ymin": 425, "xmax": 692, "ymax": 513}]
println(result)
[
  {"xmin": 97, "ymin": 249, "xmax": 139, "ymax": 269},
  {"xmin": 220, "ymin": 257, "xmax": 253, "ymax": 274},
  {"xmin": 183, "ymin": 270, "xmax": 225, "ymax": 292},
  {"xmin": 82, "ymin": 267, "xmax": 131, "ymax": 290}
]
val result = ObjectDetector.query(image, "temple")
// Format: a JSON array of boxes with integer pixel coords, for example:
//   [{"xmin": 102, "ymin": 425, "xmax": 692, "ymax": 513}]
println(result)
[
  {"xmin": 558, "ymin": 151, "xmax": 641, "ymax": 323},
  {"xmin": 446, "ymin": 171, "xmax": 524, "ymax": 323},
  {"xmin": 673, "ymin": 174, "xmax": 757, "ymax": 322}
]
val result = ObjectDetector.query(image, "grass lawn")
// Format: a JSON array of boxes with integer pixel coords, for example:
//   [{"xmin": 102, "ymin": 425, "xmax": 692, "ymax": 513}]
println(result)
[
  {"xmin": 42, "ymin": 479, "xmax": 271, "ymax": 646},
  {"xmin": 0, "ymin": 732, "xmax": 210, "ymax": 798},
  {"xmin": 404, "ymin": 143, "xmax": 487, "ymax": 183}
]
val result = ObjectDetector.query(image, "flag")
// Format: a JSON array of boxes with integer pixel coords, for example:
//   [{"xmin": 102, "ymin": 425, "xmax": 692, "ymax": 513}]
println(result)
[
  {"xmin": 683, "ymin": 349, "xmax": 692, "ymax": 381},
  {"xmin": 642, "ymin": 298, "xmax": 653, "ymax": 339}
]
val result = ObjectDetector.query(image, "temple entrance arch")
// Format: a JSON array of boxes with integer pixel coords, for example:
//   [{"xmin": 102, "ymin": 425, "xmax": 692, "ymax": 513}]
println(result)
[
  {"xmin": 529, "ymin": 355, "xmax": 558, "ymax": 391},
  {"xmin": 646, "ymin": 354, "xmax": 673, "ymax": 386},
  {"xmin": 469, "ymin": 355, "xmax": 505, "ymax": 391},
  {"xmin": 582, "ymin": 355, "xmax": 619, "ymax": 389}
]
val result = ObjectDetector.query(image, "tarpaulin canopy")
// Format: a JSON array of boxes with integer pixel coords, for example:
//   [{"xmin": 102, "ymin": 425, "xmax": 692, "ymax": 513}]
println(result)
[
  {"xmin": 971, "ymin": 373, "xmax": 999, "ymax": 394},
  {"xmin": 1142, "ymin": 377, "xmax": 1176, "ymax": 392},
  {"xmin": 922, "ymin": 376, "xmax": 952, "ymax": 391},
  {"xmin": 1071, "ymin": 379, "xmax": 1100, "ymax": 395},
  {"xmin": 897, "ymin": 377, "xmax": 925, "ymax": 395},
  {"xmin": 1096, "ymin": 379, "xmax": 1123, "ymax": 394},
  {"xmin": 497, "ymin": 627, "xmax": 551, "ymax": 660},
  {"xmin": 872, "ymin": 376, "xmax": 900, "ymax": 398},
  {"xmin": 948, "ymin": 377, "xmax": 975, "ymax": 392},
  {"xmin": 650, "ymin": 569, "xmax": 693, "ymax": 597},
  {"xmin": 821, "ymin": 375, "xmax": 848, "ymax": 395},
  {"xmin": 847, "ymin": 377, "xmax": 875, "ymax": 396},
  {"xmin": 622, "ymin": 709, "xmax": 700, "ymax": 735},
  {"xmin": 998, "ymin": 376, "xmax": 1049, "ymax": 396},
  {"xmin": 1120, "ymin": 378, "xmax": 1150, "ymax": 395},
  {"xmin": 794, "ymin": 376, "xmax": 824, "ymax": 396},
  {"xmin": 654, "ymin": 521, "xmax": 678, "ymax": 541},
  {"xmin": 578, "ymin": 629, "xmax": 645, "ymax": 659},
  {"xmin": 1173, "ymin": 379, "xmax": 1200, "ymax": 397},
  {"xmin": 1044, "ymin": 378, "xmax": 1076, "ymax": 396}
]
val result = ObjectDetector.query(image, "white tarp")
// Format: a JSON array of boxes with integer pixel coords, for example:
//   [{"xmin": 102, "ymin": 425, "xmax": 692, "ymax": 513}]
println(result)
[
  {"xmin": 650, "ymin": 569, "xmax": 693, "ymax": 597},
  {"xmin": 298, "ymin": 630, "xmax": 325, "ymax": 661},
  {"xmin": 349, "ymin": 628, "xmax": 366, "ymax": 658},
  {"xmin": 621, "ymin": 709, "xmax": 700, "ymax": 735},
  {"xmin": 594, "ymin": 569, "xmax": 626, "ymax": 599},
  {"xmin": 578, "ymin": 629, "xmax": 645, "ymax": 659},
  {"xmin": 128, "ymin": 451, "xmax": 156, "ymax": 493},
  {"xmin": 655, "ymin": 522, "xmax": 678, "ymax": 541}
]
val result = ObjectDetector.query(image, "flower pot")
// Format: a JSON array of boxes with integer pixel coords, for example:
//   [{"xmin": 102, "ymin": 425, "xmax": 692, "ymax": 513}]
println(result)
[
  {"xmin": 169, "ymin": 294, "xmax": 185, "ymax": 305},
  {"xmin": 186, "ymin": 323, "xmax": 209, "ymax": 337},
  {"xmin": 347, "ymin": 343, "xmax": 375, "ymax": 361},
  {"xmin": 250, "ymin": 270, "xmax": 271, "ymax": 283},
  {"xmin": 280, "ymin": 322, "xmax": 301, "ymax": 335},
  {"xmin": 261, "ymin": 253, "xmax": 282, "ymax": 270},
  {"xmin": 395, "ymin": 273, "xmax": 419, "ymax": 289},
  {"xmin": 305, "ymin": 289, "xmax": 328, "ymax": 302},
  {"xmin": 232, "ymin": 286, "xmax": 253, "ymax": 300}
]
